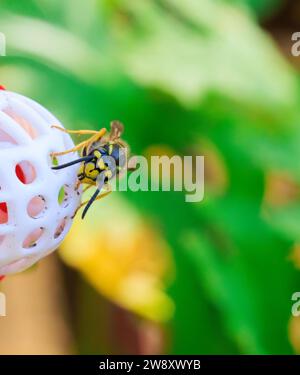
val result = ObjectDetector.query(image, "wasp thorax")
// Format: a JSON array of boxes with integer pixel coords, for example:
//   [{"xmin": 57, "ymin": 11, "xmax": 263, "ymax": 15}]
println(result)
[
  {"xmin": 51, "ymin": 120, "xmax": 128, "ymax": 220},
  {"xmin": 77, "ymin": 141, "xmax": 127, "ymax": 185}
]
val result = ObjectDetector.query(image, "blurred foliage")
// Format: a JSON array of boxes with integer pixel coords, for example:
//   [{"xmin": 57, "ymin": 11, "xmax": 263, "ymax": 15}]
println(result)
[
  {"xmin": 60, "ymin": 195, "xmax": 175, "ymax": 323},
  {"xmin": 226, "ymin": 0, "xmax": 282, "ymax": 18},
  {"xmin": 1, "ymin": 0, "xmax": 300, "ymax": 354}
]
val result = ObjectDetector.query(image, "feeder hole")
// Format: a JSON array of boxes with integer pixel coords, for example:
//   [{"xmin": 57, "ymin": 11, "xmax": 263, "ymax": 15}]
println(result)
[
  {"xmin": 27, "ymin": 196, "xmax": 47, "ymax": 219},
  {"xmin": 54, "ymin": 217, "xmax": 68, "ymax": 239},
  {"xmin": 49, "ymin": 153, "xmax": 59, "ymax": 168},
  {"xmin": 0, "ymin": 202, "xmax": 8, "ymax": 224},
  {"xmin": 15, "ymin": 161, "xmax": 36, "ymax": 184},
  {"xmin": 58, "ymin": 185, "xmax": 71, "ymax": 207},
  {"xmin": 22, "ymin": 227, "xmax": 44, "ymax": 249}
]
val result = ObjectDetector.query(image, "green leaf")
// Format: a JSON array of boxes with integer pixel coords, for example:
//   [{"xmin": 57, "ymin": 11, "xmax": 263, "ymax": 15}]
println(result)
[{"xmin": 116, "ymin": 0, "xmax": 297, "ymax": 111}]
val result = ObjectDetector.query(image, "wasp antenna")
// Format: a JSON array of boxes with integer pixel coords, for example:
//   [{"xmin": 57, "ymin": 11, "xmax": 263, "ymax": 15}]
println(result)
[
  {"xmin": 52, "ymin": 155, "xmax": 94, "ymax": 170},
  {"xmin": 81, "ymin": 188, "xmax": 100, "ymax": 219},
  {"xmin": 81, "ymin": 174, "xmax": 106, "ymax": 219}
]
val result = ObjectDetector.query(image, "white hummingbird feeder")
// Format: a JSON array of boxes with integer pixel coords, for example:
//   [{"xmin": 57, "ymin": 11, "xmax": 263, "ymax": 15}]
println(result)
[{"xmin": 0, "ymin": 87, "xmax": 81, "ymax": 275}]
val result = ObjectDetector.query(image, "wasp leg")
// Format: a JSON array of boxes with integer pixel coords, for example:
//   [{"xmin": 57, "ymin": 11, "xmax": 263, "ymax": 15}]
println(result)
[
  {"xmin": 51, "ymin": 125, "xmax": 99, "ymax": 135},
  {"xmin": 73, "ymin": 184, "xmax": 111, "ymax": 219},
  {"xmin": 75, "ymin": 180, "xmax": 81, "ymax": 190},
  {"xmin": 84, "ymin": 129, "xmax": 107, "ymax": 155},
  {"xmin": 78, "ymin": 189, "xmax": 111, "ymax": 212},
  {"xmin": 74, "ymin": 182, "xmax": 93, "ymax": 194},
  {"xmin": 82, "ymin": 184, "xmax": 93, "ymax": 193},
  {"xmin": 51, "ymin": 140, "xmax": 92, "ymax": 156},
  {"xmin": 51, "ymin": 128, "xmax": 107, "ymax": 157}
]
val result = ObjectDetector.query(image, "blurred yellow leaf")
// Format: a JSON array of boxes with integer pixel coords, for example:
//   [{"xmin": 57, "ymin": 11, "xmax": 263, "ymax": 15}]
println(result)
[
  {"xmin": 289, "ymin": 316, "xmax": 300, "ymax": 354},
  {"xmin": 60, "ymin": 194, "xmax": 175, "ymax": 323}
]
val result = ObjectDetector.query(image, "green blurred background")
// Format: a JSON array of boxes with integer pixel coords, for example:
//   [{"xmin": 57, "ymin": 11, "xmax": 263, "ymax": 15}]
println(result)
[{"xmin": 1, "ymin": 0, "xmax": 300, "ymax": 354}]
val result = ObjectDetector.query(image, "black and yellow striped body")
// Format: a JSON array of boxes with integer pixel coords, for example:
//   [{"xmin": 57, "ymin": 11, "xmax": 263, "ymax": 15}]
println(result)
[
  {"xmin": 77, "ymin": 141, "xmax": 126, "ymax": 185},
  {"xmin": 51, "ymin": 120, "xmax": 128, "ymax": 219}
]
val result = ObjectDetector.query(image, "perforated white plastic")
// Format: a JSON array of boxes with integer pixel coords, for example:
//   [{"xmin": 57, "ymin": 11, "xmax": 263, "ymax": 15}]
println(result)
[{"xmin": 0, "ymin": 90, "xmax": 81, "ymax": 275}]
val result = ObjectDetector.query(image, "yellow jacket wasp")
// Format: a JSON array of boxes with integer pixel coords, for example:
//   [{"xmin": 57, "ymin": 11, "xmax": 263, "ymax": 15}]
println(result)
[{"xmin": 51, "ymin": 121, "xmax": 129, "ymax": 219}]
